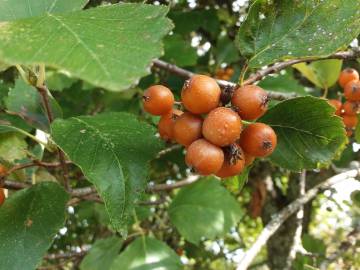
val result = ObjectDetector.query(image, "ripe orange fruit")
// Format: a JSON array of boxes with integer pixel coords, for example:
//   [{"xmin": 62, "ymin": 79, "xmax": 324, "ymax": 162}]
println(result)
[
  {"xmin": 0, "ymin": 188, "xmax": 5, "ymax": 206},
  {"xmin": 202, "ymin": 107, "xmax": 242, "ymax": 147},
  {"xmin": 342, "ymin": 101, "xmax": 360, "ymax": 116},
  {"xmin": 185, "ymin": 139, "xmax": 224, "ymax": 175},
  {"xmin": 327, "ymin": 99, "xmax": 342, "ymax": 116},
  {"xmin": 158, "ymin": 109, "xmax": 183, "ymax": 141},
  {"xmin": 344, "ymin": 80, "xmax": 360, "ymax": 101},
  {"xmin": 240, "ymin": 123, "xmax": 277, "ymax": 157},
  {"xmin": 231, "ymin": 85, "xmax": 269, "ymax": 120},
  {"xmin": 181, "ymin": 75, "xmax": 221, "ymax": 114},
  {"xmin": 338, "ymin": 68, "xmax": 359, "ymax": 88},
  {"xmin": 216, "ymin": 145, "xmax": 245, "ymax": 178},
  {"xmin": 343, "ymin": 115, "xmax": 358, "ymax": 128},
  {"xmin": 0, "ymin": 164, "xmax": 7, "ymax": 177},
  {"xmin": 143, "ymin": 85, "xmax": 174, "ymax": 115},
  {"xmin": 173, "ymin": 112, "xmax": 203, "ymax": 147}
]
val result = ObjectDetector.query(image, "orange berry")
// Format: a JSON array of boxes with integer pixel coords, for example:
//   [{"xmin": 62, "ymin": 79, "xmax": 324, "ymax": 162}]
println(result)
[
  {"xmin": 181, "ymin": 75, "xmax": 221, "ymax": 114},
  {"xmin": 202, "ymin": 107, "xmax": 242, "ymax": 147},
  {"xmin": 0, "ymin": 164, "xmax": 7, "ymax": 177},
  {"xmin": 158, "ymin": 109, "xmax": 183, "ymax": 141},
  {"xmin": 216, "ymin": 145, "xmax": 245, "ymax": 178},
  {"xmin": 244, "ymin": 152, "xmax": 255, "ymax": 166},
  {"xmin": 344, "ymin": 80, "xmax": 360, "ymax": 101},
  {"xmin": 0, "ymin": 188, "xmax": 4, "ymax": 206},
  {"xmin": 231, "ymin": 85, "xmax": 269, "ymax": 120},
  {"xmin": 343, "ymin": 115, "xmax": 358, "ymax": 128},
  {"xmin": 185, "ymin": 139, "xmax": 224, "ymax": 175},
  {"xmin": 240, "ymin": 123, "xmax": 277, "ymax": 157},
  {"xmin": 342, "ymin": 101, "xmax": 360, "ymax": 116},
  {"xmin": 143, "ymin": 85, "xmax": 174, "ymax": 115},
  {"xmin": 173, "ymin": 112, "xmax": 203, "ymax": 147},
  {"xmin": 338, "ymin": 68, "xmax": 359, "ymax": 88},
  {"xmin": 327, "ymin": 99, "xmax": 342, "ymax": 116}
]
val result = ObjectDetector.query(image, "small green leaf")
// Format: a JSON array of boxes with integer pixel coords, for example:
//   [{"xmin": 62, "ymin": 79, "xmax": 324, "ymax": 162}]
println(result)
[
  {"xmin": 169, "ymin": 178, "xmax": 242, "ymax": 245},
  {"xmin": 46, "ymin": 70, "xmax": 77, "ymax": 91},
  {"xmin": 236, "ymin": 0, "xmax": 360, "ymax": 68},
  {"xmin": 0, "ymin": 132, "xmax": 27, "ymax": 162},
  {"xmin": 0, "ymin": 0, "xmax": 89, "ymax": 21},
  {"xmin": 110, "ymin": 237, "xmax": 182, "ymax": 270},
  {"xmin": 223, "ymin": 166, "xmax": 251, "ymax": 194},
  {"xmin": 51, "ymin": 112, "xmax": 163, "ymax": 233},
  {"xmin": 215, "ymin": 36, "xmax": 240, "ymax": 65},
  {"xmin": 302, "ymin": 234, "xmax": 326, "ymax": 256},
  {"xmin": 163, "ymin": 34, "xmax": 197, "ymax": 67},
  {"xmin": 258, "ymin": 69, "xmax": 307, "ymax": 96},
  {"xmin": 293, "ymin": 60, "xmax": 342, "ymax": 89},
  {"xmin": 0, "ymin": 182, "xmax": 69, "ymax": 270},
  {"xmin": 4, "ymin": 79, "xmax": 62, "ymax": 131},
  {"xmin": 260, "ymin": 96, "xmax": 347, "ymax": 171},
  {"xmin": 0, "ymin": 4, "xmax": 173, "ymax": 91},
  {"xmin": 80, "ymin": 236, "xmax": 123, "ymax": 270}
]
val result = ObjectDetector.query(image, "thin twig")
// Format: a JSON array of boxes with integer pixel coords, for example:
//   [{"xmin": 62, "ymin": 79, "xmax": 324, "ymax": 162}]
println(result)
[
  {"xmin": 147, "ymin": 175, "xmax": 200, "ymax": 192},
  {"xmin": 236, "ymin": 168, "xmax": 360, "ymax": 270},
  {"xmin": 37, "ymin": 85, "xmax": 70, "ymax": 191},
  {"xmin": 153, "ymin": 50, "xmax": 360, "ymax": 101}
]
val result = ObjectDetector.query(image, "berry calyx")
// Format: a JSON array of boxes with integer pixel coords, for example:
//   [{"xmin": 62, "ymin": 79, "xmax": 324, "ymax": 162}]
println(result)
[
  {"xmin": 185, "ymin": 139, "xmax": 224, "ymax": 175},
  {"xmin": 173, "ymin": 112, "xmax": 203, "ymax": 147},
  {"xmin": 143, "ymin": 85, "xmax": 174, "ymax": 115},
  {"xmin": 327, "ymin": 99, "xmax": 342, "ymax": 116},
  {"xmin": 216, "ymin": 144, "xmax": 245, "ymax": 178},
  {"xmin": 240, "ymin": 123, "xmax": 277, "ymax": 157},
  {"xmin": 202, "ymin": 107, "xmax": 242, "ymax": 147},
  {"xmin": 231, "ymin": 85, "xmax": 269, "ymax": 120},
  {"xmin": 158, "ymin": 109, "xmax": 183, "ymax": 141},
  {"xmin": 338, "ymin": 68, "xmax": 359, "ymax": 88},
  {"xmin": 181, "ymin": 75, "xmax": 221, "ymax": 114},
  {"xmin": 344, "ymin": 80, "xmax": 360, "ymax": 101},
  {"xmin": 342, "ymin": 101, "xmax": 360, "ymax": 116}
]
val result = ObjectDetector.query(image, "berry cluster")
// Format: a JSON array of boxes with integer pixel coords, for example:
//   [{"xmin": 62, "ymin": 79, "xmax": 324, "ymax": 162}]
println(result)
[
  {"xmin": 143, "ymin": 75, "xmax": 277, "ymax": 178},
  {"xmin": 215, "ymin": 67, "xmax": 234, "ymax": 81},
  {"xmin": 328, "ymin": 68, "xmax": 360, "ymax": 137}
]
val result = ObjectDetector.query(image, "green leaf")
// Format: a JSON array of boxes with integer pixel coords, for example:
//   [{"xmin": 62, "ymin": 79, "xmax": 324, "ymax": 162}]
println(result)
[
  {"xmin": 46, "ymin": 70, "xmax": 77, "ymax": 91},
  {"xmin": 260, "ymin": 96, "xmax": 347, "ymax": 171},
  {"xmin": 293, "ymin": 60, "xmax": 343, "ymax": 89},
  {"xmin": 0, "ymin": 4, "xmax": 173, "ymax": 91},
  {"xmin": 4, "ymin": 79, "xmax": 62, "ymax": 131},
  {"xmin": 0, "ymin": 182, "xmax": 69, "ymax": 270},
  {"xmin": 351, "ymin": 190, "xmax": 360, "ymax": 207},
  {"xmin": 51, "ymin": 112, "xmax": 163, "ymax": 233},
  {"xmin": 110, "ymin": 237, "xmax": 182, "ymax": 270},
  {"xmin": 302, "ymin": 234, "xmax": 326, "ymax": 255},
  {"xmin": 169, "ymin": 178, "xmax": 242, "ymax": 245},
  {"xmin": 258, "ymin": 69, "xmax": 307, "ymax": 96},
  {"xmin": 0, "ymin": 0, "xmax": 88, "ymax": 21},
  {"xmin": 80, "ymin": 236, "xmax": 123, "ymax": 270},
  {"xmin": 215, "ymin": 36, "xmax": 240, "ymax": 65},
  {"xmin": 0, "ymin": 132, "xmax": 27, "ymax": 162},
  {"xmin": 223, "ymin": 166, "xmax": 251, "ymax": 194},
  {"xmin": 163, "ymin": 34, "xmax": 197, "ymax": 67},
  {"xmin": 236, "ymin": 0, "xmax": 360, "ymax": 68}
]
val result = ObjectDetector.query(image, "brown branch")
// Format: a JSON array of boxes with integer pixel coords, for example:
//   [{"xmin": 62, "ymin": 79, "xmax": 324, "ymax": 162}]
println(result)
[
  {"xmin": 5, "ymin": 160, "xmax": 71, "ymax": 176},
  {"xmin": 37, "ymin": 85, "xmax": 70, "ymax": 191},
  {"xmin": 147, "ymin": 175, "xmax": 200, "ymax": 192},
  {"xmin": 44, "ymin": 250, "xmax": 87, "ymax": 260},
  {"xmin": 236, "ymin": 168, "xmax": 360, "ymax": 270},
  {"xmin": 153, "ymin": 49, "xmax": 360, "ymax": 101}
]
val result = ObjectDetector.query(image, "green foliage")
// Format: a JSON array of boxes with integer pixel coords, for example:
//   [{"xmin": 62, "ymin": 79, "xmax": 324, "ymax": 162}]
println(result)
[
  {"xmin": 260, "ymin": 96, "xmax": 347, "ymax": 171},
  {"xmin": 0, "ymin": 0, "xmax": 88, "ymax": 21},
  {"xmin": 293, "ymin": 59, "xmax": 343, "ymax": 89},
  {"xmin": 163, "ymin": 34, "xmax": 197, "ymax": 67},
  {"xmin": 0, "ymin": 132, "xmax": 27, "ymax": 162},
  {"xmin": 237, "ymin": 0, "xmax": 360, "ymax": 67},
  {"xmin": 258, "ymin": 69, "xmax": 307, "ymax": 95},
  {"xmin": 0, "ymin": 182, "xmax": 69, "ymax": 270},
  {"xmin": 169, "ymin": 178, "xmax": 242, "ymax": 244},
  {"xmin": 0, "ymin": 4, "xmax": 172, "ymax": 91},
  {"xmin": 80, "ymin": 236, "xmax": 123, "ymax": 270},
  {"xmin": 51, "ymin": 112, "xmax": 163, "ymax": 233},
  {"xmin": 110, "ymin": 237, "xmax": 182, "ymax": 270}
]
